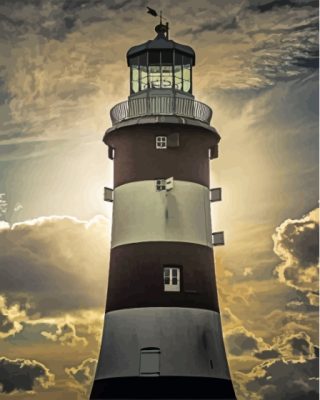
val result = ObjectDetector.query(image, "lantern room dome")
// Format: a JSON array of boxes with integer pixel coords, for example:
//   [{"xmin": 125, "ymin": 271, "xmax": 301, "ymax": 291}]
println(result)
[
  {"xmin": 126, "ymin": 23, "xmax": 195, "ymax": 95},
  {"xmin": 127, "ymin": 24, "xmax": 195, "ymax": 65}
]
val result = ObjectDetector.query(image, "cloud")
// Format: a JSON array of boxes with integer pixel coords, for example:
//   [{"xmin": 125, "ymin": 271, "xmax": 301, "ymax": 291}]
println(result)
[
  {"xmin": 246, "ymin": 358, "xmax": 319, "ymax": 400},
  {"xmin": 65, "ymin": 357, "xmax": 97, "ymax": 395},
  {"xmin": 179, "ymin": 15, "xmax": 239, "ymax": 35},
  {"xmin": 0, "ymin": 295, "xmax": 26, "ymax": 339},
  {"xmin": 231, "ymin": 327, "xmax": 319, "ymax": 399},
  {"xmin": 0, "ymin": 215, "xmax": 110, "ymax": 316},
  {"xmin": 285, "ymin": 299, "xmax": 318, "ymax": 312},
  {"xmin": 0, "ymin": 356, "xmax": 54, "ymax": 393},
  {"xmin": 221, "ymin": 307, "xmax": 241, "ymax": 327},
  {"xmin": 0, "ymin": 0, "xmax": 317, "ymax": 158},
  {"xmin": 273, "ymin": 208, "xmax": 319, "ymax": 293},
  {"xmin": 243, "ymin": 267, "xmax": 253, "ymax": 277},
  {"xmin": 225, "ymin": 327, "xmax": 263, "ymax": 356},
  {"xmin": 253, "ymin": 349, "xmax": 281, "ymax": 360},
  {"xmin": 65, "ymin": 357, "xmax": 96, "ymax": 385},
  {"xmin": 274, "ymin": 332, "xmax": 316, "ymax": 361},
  {"xmin": 41, "ymin": 321, "xmax": 88, "ymax": 347},
  {"xmin": 306, "ymin": 292, "xmax": 319, "ymax": 306},
  {"xmin": 248, "ymin": 0, "xmax": 318, "ymax": 13},
  {"xmin": 13, "ymin": 202, "xmax": 23, "ymax": 212}
]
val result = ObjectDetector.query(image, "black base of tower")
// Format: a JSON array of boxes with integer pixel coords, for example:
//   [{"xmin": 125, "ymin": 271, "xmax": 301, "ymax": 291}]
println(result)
[{"xmin": 90, "ymin": 376, "xmax": 236, "ymax": 399}]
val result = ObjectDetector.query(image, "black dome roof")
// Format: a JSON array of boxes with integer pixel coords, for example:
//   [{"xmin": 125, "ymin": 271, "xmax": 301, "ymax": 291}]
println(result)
[{"xmin": 126, "ymin": 24, "xmax": 195, "ymax": 66}]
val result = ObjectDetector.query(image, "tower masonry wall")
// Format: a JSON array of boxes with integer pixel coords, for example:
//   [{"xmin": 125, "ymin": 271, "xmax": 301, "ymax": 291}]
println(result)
[
  {"xmin": 111, "ymin": 180, "xmax": 212, "ymax": 249},
  {"xmin": 105, "ymin": 123, "xmax": 219, "ymax": 188},
  {"xmin": 106, "ymin": 242, "xmax": 219, "ymax": 312},
  {"xmin": 95, "ymin": 307, "xmax": 230, "ymax": 381}
]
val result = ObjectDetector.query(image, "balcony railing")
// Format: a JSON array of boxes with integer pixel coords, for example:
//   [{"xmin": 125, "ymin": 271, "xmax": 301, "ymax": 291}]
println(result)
[{"xmin": 110, "ymin": 96, "xmax": 212, "ymax": 126}]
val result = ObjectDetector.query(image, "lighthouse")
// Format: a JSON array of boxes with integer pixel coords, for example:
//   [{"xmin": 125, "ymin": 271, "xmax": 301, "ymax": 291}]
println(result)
[{"xmin": 90, "ymin": 19, "xmax": 236, "ymax": 400}]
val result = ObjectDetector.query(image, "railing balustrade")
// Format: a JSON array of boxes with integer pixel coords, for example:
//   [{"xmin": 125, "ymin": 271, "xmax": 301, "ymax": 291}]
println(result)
[{"xmin": 110, "ymin": 96, "xmax": 212, "ymax": 125}]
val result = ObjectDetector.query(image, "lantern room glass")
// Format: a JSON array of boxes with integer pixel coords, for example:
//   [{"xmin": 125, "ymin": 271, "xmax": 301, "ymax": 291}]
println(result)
[{"xmin": 129, "ymin": 50, "xmax": 192, "ymax": 94}]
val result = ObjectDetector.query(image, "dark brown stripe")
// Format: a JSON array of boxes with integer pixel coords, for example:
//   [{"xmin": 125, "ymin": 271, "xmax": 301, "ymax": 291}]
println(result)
[
  {"xmin": 105, "ymin": 124, "xmax": 219, "ymax": 188},
  {"xmin": 106, "ymin": 242, "xmax": 220, "ymax": 312},
  {"xmin": 90, "ymin": 376, "xmax": 236, "ymax": 399}
]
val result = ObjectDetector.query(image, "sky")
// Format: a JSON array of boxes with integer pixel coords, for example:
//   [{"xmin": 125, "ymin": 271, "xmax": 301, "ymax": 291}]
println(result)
[{"xmin": 0, "ymin": 0, "xmax": 318, "ymax": 399}]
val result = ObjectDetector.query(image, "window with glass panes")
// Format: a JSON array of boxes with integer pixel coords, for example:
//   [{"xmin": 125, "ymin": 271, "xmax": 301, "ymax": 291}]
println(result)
[
  {"xmin": 156, "ymin": 136, "xmax": 167, "ymax": 149},
  {"xmin": 163, "ymin": 267, "xmax": 181, "ymax": 292},
  {"xmin": 129, "ymin": 50, "xmax": 192, "ymax": 94},
  {"xmin": 156, "ymin": 179, "xmax": 166, "ymax": 191}
]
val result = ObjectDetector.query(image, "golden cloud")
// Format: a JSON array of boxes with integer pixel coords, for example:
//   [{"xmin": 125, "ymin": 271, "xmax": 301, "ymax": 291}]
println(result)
[{"xmin": 273, "ymin": 208, "xmax": 319, "ymax": 293}]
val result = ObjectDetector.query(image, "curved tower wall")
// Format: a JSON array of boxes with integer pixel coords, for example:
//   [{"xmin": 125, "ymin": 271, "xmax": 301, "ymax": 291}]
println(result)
[{"xmin": 91, "ymin": 22, "xmax": 236, "ymax": 400}]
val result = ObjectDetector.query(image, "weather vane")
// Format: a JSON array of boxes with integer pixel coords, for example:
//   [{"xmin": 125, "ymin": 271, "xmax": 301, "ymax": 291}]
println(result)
[{"xmin": 146, "ymin": 6, "xmax": 169, "ymax": 39}]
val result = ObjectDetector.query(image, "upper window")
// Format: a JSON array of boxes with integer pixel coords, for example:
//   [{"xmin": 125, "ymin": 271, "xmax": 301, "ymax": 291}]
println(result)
[
  {"xmin": 156, "ymin": 136, "xmax": 167, "ymax": 149},
  {"xmin": 163, "ymin": 266, "xmax": 181, "ymax": 292}
]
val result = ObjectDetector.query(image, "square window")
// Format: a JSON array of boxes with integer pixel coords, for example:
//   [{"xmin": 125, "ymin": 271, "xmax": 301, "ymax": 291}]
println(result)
[
  {"xmin": 156, "ymin": 177, "xmax": 174, "ymax": 192},
  {"xmin": 156, "ymin": 136, "xmax": 167, "ymax": 149},
  {"xmin": 156, "ymin": 179, "xmax": 166, "ymax": 191},
  {"xmin": 163, "ymin": 267, "xmax": 181, "ymax": 292}
]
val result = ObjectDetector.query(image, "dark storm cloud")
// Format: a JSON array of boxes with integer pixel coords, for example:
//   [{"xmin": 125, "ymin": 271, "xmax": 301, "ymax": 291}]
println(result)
[
  {"xmin": 0, "ymin": 356, "xmax": 54, "ymax": 393},
  {"xmin": 0, "ymin": 216, "xmax": 109, "ymax": 316},
  {"xmin": 0, "ymin": 0, "xmax": 147, "ymax": 41},
  {"xmin": 0, "ymin": 2, "xmax": 70, "ymax": 41},
  {"xmin": 247, "ymin": 358, "xmax": 319, "ymax": 400},
  {"xmin": 225, "ymin": 327, "xmax": 260, "ymax": 356},
  {"xmin": 277, "ymin": 332, "xmax": 316, "ymax": 359},
  {"xmin": 248, "ymin": 0, "xmax": 318, "ymax": 12},
  {"xmin": 179, "ymin": 16, "xmax": 239, "ymax": 36},
  {"xmin": 0, "ymin": 313, "xmax": 14, "ymax": 334},
  {"xmin": 0, "ymin": 294, "xmax": 25, "ymax": 339},
  {"xmin": 234, "ymin": 330, "xmax": 320, "ymax": 399},
  {"xmin": 293, "ymin": 49, "xmax": 319, "ymax": 68},
  {"xmin": 254, "ymin": 349, "xmax": 281, "ymax": 360},
  {"xmin": 65, "ymin": 358, "xmax": 96, "ymax": 385},
  {"xmin": 62, "ymin": 0, "xmax": 136, "ymax": 11},
  {"xmin": 285, "ymin": 299, "xmax": 318, "ymax": 312}
]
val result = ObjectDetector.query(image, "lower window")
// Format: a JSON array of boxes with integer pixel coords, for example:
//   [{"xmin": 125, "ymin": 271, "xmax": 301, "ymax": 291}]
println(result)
[{"xmin": 163, "ymin": 266, "xmax": 181, "ymax": 292}]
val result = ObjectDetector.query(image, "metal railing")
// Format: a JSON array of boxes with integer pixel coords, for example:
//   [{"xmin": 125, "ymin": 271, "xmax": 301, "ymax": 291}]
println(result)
[{"xmin": 110, "ymin": 96, "xmax": 212, "ymax": 125}]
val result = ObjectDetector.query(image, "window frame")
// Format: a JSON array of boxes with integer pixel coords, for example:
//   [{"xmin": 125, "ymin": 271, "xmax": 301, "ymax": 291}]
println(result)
[
  {"xmin": 156, "ymin": 178, "xmax": 166, "ymax": 191},
  {"xmin": 129, "ymin": 50, "xmax": 193, "ymax": 94},
  {"xmin": 156, "ymin": 136, "xmax": 167, "ymax": 149},
  {"xmin": 163, "ymin": 266, "xmax": 181, "ymax": 292}
]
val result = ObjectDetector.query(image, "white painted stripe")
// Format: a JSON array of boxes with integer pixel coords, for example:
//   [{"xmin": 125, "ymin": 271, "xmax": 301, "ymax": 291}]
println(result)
[
  {"xmin": 95, "ymin": 307, "xmax": 230, "ymax": 380},
  {"xmin": 111, "ymin": 180, "xmax": 212, "ymax": 248}
]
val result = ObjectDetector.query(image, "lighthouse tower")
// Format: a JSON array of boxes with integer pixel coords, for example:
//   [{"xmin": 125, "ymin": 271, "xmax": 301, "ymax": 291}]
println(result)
[{"xmin": 91, "ymin": 21, "xmax": 236, "ymax": 400}]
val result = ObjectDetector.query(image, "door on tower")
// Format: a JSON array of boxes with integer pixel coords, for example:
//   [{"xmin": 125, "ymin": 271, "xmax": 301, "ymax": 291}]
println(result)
[{"xmin": 140, "ymin": 348, "xmax": 161, "ymax": 376}]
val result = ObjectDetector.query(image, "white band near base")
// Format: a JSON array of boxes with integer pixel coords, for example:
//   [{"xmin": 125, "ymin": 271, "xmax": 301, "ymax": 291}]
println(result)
[{"xmin": 95, "ymin": 307, "xmax": 230, "ymax": 380}]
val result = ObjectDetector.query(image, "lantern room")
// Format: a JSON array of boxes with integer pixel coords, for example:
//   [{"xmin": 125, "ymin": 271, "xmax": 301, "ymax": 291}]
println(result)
[{"xmin": 127, "ymin": 23, "xmax": 195, "ymax": 95}]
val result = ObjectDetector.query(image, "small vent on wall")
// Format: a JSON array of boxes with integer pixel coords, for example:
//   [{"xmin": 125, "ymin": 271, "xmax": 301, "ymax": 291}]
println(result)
[
  {"xmin": 210, "ymin": 188, "xmax": 222, "ymax": 202},
  {"xmin": 212, "ymin": 231, "xmax": 225, "ymax": 246},
  {"xmin": 167, "ymin": 132, "xmax": 180, "ymax": 148},
  {"xmin": 209, "ymin": 145, "xmax": 218, "ymax": 160},
  {"xmin": 104, "ymin": 187, "xmax": 113, "ymax": 202},
  {"xmin": 108, "ymin": 145, "xmax": 115, "ymax": 160}
]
